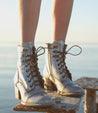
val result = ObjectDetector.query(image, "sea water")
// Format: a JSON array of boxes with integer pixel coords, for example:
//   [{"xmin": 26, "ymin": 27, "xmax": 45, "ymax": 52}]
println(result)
[{"xmin": 0, "ymin": 42, "xmax": 98, "ymax": 113}]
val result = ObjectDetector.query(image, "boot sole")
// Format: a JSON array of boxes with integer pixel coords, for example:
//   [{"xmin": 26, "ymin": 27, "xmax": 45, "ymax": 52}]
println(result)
[
  {"xmin": 21, "ymin": 101, "xmax": 53, "ymax": 107},
  {"xmin": 44, "ymin": 75, "xmax": 84, "ymax": 97},
  {"xmin": 15, "ymin": 86, "xmax": 54, "ymax": 107},
  {"xmin": 58, "ymin": 90, "xmax": 84, "ymax": 97}
]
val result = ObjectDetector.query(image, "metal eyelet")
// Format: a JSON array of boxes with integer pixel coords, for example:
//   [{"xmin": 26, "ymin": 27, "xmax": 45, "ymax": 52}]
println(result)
[
  {"xmin": 62, "ymin": 75, "xmax": 65, "ymax": 78},
  {"xmin": 23, "ymin": 54, "xmax": 27, "ymax": 57},
  {"xmin": 30, "ymin": 84, "xmax": 33, "ymax": 87},
  {"xmin": 27, "ymin": 74, "xmax": 30, "ymax": 77},
  {"xmin": 59, "ymin": 55, "xmax": 62, "ymax": 58},
  {"xmin": 53, "ymin": 46, "xmax": 58, "ymax": 49},
  {"xmin": 28, "ymin": 79, "xmax": 31, "ymax": 82},
  {"xmin": 58, "ymin": 64, "xmax": 60, "ymax": 66},
  {"xmin": 26, "ymin": 69, "xmax": 28, "ymax": 72},
  {"xmin": 23, "ymin": 59, "xmax": 27, "ymax": 63},
  {"xmin": 22, "ymin": 60, "xmax": 25, "ymax": 63},
  {"xmin": 23, "ymin": 49, "xmax": 27, "ymax": 52},
  {"xmin": 30, "ymin": 62, "xmax": 32, "ymax": 66},
  {"xmin": 60, "ymin": 72, "xmax": 62, "ymax": 74}
]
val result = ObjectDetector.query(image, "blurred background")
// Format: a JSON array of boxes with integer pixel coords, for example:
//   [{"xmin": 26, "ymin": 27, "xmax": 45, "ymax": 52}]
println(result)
[
  {"xmin": 0, "ymin": 0, "xmax": 98, "ymax": 113},
  {"xmin": 0, "ymin": 0, "xmax": 98, "ymax": 43}
]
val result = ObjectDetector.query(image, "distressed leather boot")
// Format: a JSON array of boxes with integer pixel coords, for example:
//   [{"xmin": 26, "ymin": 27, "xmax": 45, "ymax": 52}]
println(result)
[
  {"xmin": 14, "ymin": 43, "xmax": 54, "ymax": 106},
  {"xmin": 43, "ymin": 41, "xmax": 84, "ymax": 96}
]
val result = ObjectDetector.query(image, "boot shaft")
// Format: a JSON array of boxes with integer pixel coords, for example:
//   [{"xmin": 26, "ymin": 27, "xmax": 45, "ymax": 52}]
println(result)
[
  {"xmin": 44, "ymin": 41, "xmax": 68, "ymax": 81},
  {"xmin": 15, "ymin": 44, "xmax": 44, "ymax": 91},
  {"xmin": 17, "ymin": 43, "xmax": 35, "ymax": 66}
]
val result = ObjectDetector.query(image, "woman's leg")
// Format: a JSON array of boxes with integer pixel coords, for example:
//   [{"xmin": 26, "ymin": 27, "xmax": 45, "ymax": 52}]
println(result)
[
  {"xmin": 52, "ymin": 0, "xmax": 74, "ymax": 41},
  {"xmin": 15, "ymin": 0, "xmax": 54, "ymax": 106},
  {"xmin": 19, "ymin": 0, "xmax": 41, "ymax": 42},
  {"xmin": 43, "ymin": 0, "xmax": 84, "ymax": 97}
]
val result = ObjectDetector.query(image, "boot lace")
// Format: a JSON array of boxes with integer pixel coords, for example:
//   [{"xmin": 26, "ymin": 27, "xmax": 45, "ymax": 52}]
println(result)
[
  {"xmin": 52, "ymin": 45, "xmax": 82, "ymax": 81},
  {"xmin": 22, "ymin": 46, "xmax": 45, "ymax": 90}
]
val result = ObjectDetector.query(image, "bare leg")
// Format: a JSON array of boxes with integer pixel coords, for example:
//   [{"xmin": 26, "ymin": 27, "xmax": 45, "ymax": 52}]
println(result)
[
  {"xmin": 19, "ymin": 0, "xmax": 41, "ymax": 42},
  {"xmin": 15, "ymin": 0, "xmax": 54, "ymax": 107},
  {"xmin": 52, "ymin": 0, "xmax": 74, "ymax": 41}
]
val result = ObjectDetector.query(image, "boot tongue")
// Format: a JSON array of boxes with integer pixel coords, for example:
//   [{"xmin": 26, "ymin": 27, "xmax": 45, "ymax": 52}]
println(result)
[{"xmin": 53, "ymin": 40, "xmax": 65, "ymax": 52}]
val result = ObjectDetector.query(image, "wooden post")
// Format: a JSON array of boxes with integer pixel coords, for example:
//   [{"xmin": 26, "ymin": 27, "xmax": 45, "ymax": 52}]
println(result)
[
  {"xmin": 84, "ymin": 89, "xmax": 96, "ymax": 113},
  {"xmin": 96, "ymin": 95, "xmax": 98, "ymax": 113}
]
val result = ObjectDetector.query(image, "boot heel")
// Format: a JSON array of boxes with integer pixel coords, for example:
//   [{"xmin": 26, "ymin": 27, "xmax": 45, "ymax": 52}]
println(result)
[
  {"xmin": 15, "ymin": 86, "xmax": 21, "ymax": 100},
  {"xmin": 44, "ymin": 76, "xmax": 57, "ymax": 91}
]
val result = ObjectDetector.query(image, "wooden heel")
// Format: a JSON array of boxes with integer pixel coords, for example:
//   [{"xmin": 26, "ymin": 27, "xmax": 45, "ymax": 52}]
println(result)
[
  {"xmin": 15, "ymin": 86, "xmax": 21, "ymax": 100},
  {"xmin": 44, "ymin": 76, "xmax": 57, "ymax": 91}
]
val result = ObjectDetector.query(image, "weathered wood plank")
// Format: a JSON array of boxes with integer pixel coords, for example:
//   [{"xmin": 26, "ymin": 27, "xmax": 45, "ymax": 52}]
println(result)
[
  {"xmin": 13, "ymin": 91, "xmax": 82, "ymax": 113},
  {"xmin": 74, "ymin": 77, "xmax": 98, "ymax": 90},
  {"xmin": 96, "ymin": 95, "xmax": 98, "ymax": 113}
]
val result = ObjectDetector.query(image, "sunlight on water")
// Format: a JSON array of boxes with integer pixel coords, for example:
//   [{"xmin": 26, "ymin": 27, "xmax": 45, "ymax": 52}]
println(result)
[{"xmin": 0, "ymin": 42, "xmax": 98, "ymax": 113}]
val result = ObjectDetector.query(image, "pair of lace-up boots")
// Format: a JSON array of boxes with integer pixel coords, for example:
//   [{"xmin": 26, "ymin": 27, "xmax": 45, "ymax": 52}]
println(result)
[{"xmin": 14, "ymin": 41, "xmax": 84, "ymax": 107}]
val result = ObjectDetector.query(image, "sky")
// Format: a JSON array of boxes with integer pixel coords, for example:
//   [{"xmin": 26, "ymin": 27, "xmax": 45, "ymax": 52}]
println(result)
[{"xmin": 0, "ymin": 0, "xmax": 98, "ymax": 43}]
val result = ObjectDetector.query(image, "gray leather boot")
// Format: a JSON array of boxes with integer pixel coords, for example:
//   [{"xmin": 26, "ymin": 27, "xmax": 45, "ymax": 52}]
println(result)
[
  {"xmin": 43, "ymin": 41, "xmax": 84, "ymax": 96},
  {"xmin": 14, "ymin": 44, "xmax": 54, "ymax": 106}
]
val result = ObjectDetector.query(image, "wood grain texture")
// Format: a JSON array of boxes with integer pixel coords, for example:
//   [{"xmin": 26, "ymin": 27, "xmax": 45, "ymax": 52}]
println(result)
[
  {"xmin": 13, "ymin": 91, "xmax": 82, "ymax": 113},
  {"xmin": 84, "ymin": 89, "xmax": 96, "ymax": 113},
  {"xmin": 75, "ymin": 77, "xmax": 98, "ymax": 113},
  {"xmin": 96, "ymin": 95, "xmax": 98, "ymax": 113},
  {"xmin": 74, "ymin": 77, "xmax": 98, "ymax": 90}
]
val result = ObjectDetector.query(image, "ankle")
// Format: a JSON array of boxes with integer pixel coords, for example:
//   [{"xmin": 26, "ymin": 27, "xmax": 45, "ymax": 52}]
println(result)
[
  {"xmin": 53, "ymin": 40, "xmax": 65, "ymax": 45},
  {"xmin": 20, "ymin": 41, "xmax": 34, "ymax": 48}
]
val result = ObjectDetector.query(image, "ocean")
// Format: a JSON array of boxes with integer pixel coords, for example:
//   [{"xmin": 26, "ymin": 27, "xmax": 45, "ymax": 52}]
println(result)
[{"xmin": 0, "ymin": 42, "xmax": 98, "ymax": 113}]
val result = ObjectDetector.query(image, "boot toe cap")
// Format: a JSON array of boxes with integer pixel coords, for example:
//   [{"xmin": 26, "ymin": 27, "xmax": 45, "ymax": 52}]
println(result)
[
  {"xmin": 61, "ymin": 85, "xmax": 85, "ymax": 96},
  {"xmin": 22, "ymin": 93, "xmax": 54, "ymax": 106}
]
